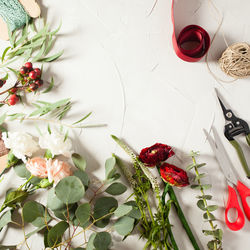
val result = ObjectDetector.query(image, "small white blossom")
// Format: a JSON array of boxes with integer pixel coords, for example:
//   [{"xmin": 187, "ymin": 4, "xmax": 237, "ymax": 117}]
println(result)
[
  {"xmin": 2, "ymin": 132, "xmax": 39, "ymax": 162},
  {"xmin": 39, "ymin": 129, "xmax": 73, "ymax": 158}
]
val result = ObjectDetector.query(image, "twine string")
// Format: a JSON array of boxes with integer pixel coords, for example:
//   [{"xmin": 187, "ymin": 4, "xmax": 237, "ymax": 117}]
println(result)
[{"xmin": 0, "ymin": 0, "xmax": 29, "ymax": 31}]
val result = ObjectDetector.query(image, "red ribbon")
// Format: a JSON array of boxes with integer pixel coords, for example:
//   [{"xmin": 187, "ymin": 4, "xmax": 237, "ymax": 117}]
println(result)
[{"xmin": 171, "ymin": 0, "xmax": 210, "ymax": 62}]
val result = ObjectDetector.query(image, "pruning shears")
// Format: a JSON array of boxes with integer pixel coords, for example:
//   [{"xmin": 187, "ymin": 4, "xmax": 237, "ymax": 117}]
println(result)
[
  {"xmin": 204, "ymin": 127, "xmax": 250, "ymax": 231},
  {"xmin": 215, "ymin": 89, "xmax": 250, "ymax": 179}
]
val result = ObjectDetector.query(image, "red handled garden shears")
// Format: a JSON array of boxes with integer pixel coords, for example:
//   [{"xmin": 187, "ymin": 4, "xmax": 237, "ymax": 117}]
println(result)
[
  {"xmin": 215, "ymin": 89, "xmax": 250, "ymax": 179},
  {"xmin": 204, "ymin": 127, "xmax": 250, "ymax": 231}
]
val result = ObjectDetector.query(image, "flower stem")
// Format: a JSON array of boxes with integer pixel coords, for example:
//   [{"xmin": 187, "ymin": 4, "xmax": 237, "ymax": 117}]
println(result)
[
  {"xmin": 161, "ymin": 183, "xmax": 178, "ymax": 250},
  {"xmin": 168, "ymin": 186, "xmax": 200, "ymax": 250}
]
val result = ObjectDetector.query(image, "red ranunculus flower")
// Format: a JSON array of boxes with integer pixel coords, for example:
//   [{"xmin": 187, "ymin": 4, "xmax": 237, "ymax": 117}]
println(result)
[
  {"xmin": 160, "ymin": 163, "xmax": 189, "ymax": 187},
  {"xmin": 139, "ymin": 143, "xmax": 174, "ymax": 166}
]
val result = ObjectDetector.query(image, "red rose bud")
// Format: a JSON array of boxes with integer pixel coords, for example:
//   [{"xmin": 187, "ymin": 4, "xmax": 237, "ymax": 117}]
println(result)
[
  {"xmin": 160, "ymin": 163, "xmax": 189, "ymax": 187},
  {"xmin": 24, "ymin": 62, "xmax": 33, "ymax": 70},
  {"xmin": 29, "ymin": 71, "xmax": 38, "ymax": 80},
  {"xmin": 7, "ymin": 94, "xmax": 19, "ymax": 106},
  {"xmin": 33, "ymin": 68, "xmax": 41, "ymax": 77},
  {"xmin": 139, "ymin": 143, "xmax": 175, "ymax": 166}
]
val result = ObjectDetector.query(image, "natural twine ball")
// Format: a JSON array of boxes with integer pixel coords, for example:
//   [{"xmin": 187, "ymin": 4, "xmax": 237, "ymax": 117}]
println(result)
[{"xmin": 219, "ymin": 42, "xmax": 250, "ymax": 79}]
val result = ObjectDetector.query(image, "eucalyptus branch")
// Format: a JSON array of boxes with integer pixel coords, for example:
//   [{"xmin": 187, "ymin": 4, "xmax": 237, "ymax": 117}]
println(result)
[{"xmin": 188, "ymin": 151, "xmax": 223, "ymax": 250}]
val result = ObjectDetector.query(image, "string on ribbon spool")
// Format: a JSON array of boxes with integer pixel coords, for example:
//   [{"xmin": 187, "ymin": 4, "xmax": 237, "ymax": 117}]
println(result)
[
  {"xmin": 219, "ymin": 43, "xmax": 250, "ymax": 79},
  {"xmin": 171, "ymin": 0, "xmax": 210, "ymax": 62}
]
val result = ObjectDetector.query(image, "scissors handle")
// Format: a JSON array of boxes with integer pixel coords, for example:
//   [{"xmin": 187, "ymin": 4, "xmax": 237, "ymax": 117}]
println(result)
[
  {"xmin": 237, "ymin": 180, "xmax": 250, "ymax": 220},
  {"xmin": 225, "ymin": 185, "xmax": 245, "ymax": 231},
  {"xmin": 246, "ymin": 133, "xmax": 250, "ymax": 147}
]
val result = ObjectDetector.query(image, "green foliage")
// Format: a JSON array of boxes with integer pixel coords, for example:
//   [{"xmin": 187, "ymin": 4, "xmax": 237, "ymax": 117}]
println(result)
[
  {"xmin": 86, "ymin": 233, "xmax": 96, "ymax": 250},
  {"xmin": 114, "ymin": 204, "xmax": 133, "ymax": 218},
  {"xmin": 105, "ymin": 182, "xmax": 127, "ymax": 195},
  {"xmin": 114, "ymin": 216, "xmax": 135, "ymax": 236},
  {"xmin": 75, "ymin": 203, "xmax": 90, "ymax": 226},
  {"xmin": 55, "ymin": 176, "xmax": 85, "ymax": 204},
  {"xmin": 74, "ymin": 170, "xmax": 89, "ymax": 189},
  {"xmin": 2, "ymin": 190, "xmax": 28, "ymax": 209},
  {"xmin": 93, "ymin": 232, "xmax": 111, "ymax": 250},
  {"xmin": 93, "ymin": 197, "xmax": 118, "ymax": 228},
  {"xmin": 72, "ymin": 153, "xmax": 86, "ymax": 171},
  {"xmin": 23, "ymin": 201, "xmax": 51, "ymax": 227},
  {"xmin": 188, "ymin": 151, "xmax": 223, "ymax": 250},
  {"xmin": 1, "ymin": 19, "xmax": 62, "ymax": 68},
  {"xmin": 0, "ymin": 210, "xmax": 12, "ymax": 231},
  {"xmin": 7, "ymin": 151, "xmax": 19, "ymax": 168},
  {"xmin": 47, "ymin": 188, "xmax": 65, "ymax": 211},
  {"xmin": 47, "ymin": 221, "xmax": 68, "ymax": 247}
]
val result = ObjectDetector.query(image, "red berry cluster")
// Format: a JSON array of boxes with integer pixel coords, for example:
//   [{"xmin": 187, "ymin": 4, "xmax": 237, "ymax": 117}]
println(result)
[{"xmin": 19, "ymin": 62, "xmax": 43, "ymax": 92}]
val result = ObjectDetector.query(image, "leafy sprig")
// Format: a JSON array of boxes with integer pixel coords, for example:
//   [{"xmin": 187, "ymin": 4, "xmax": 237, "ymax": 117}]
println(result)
[
  {"xmin": 0, "ymin": 98, "xmax": 105, "ymax": 130},
  {"xmin": 187, "ymin": 151, "xmax": 223, "ymax": 250},
  {"xmin": 1, "ymin": 19, "xmax": 63, "ymax": 69}
]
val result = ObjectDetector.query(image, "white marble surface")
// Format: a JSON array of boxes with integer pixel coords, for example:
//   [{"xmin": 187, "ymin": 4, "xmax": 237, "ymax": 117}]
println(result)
[{"xmin": 1, "ymin": 0, "xmax": 250, "ymax": 249}]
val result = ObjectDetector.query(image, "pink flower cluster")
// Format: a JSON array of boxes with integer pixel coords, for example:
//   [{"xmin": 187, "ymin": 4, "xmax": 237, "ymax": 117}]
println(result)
[{"xmin": 26, "ymin": 157, "xmax": 73, "ymax": 184}]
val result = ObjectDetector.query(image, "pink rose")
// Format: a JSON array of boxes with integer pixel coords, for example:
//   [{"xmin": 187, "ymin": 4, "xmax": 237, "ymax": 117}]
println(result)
[
  {"xmin": 26, "ymin": 157, "xmax": 48, "ymax": 178},
  {"xmin": 47, "ymin": 159, "xmax": 73, "ymax": 184}
]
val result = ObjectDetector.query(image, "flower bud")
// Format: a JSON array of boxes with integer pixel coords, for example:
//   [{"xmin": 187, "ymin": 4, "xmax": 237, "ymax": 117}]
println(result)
[
  {"xmin": 38, "ymin": 178, "xmax": 52, "ymax": 188},
  {"xmin": 160, "ymin": 163, "xmax": 189, "ymax": 187}
]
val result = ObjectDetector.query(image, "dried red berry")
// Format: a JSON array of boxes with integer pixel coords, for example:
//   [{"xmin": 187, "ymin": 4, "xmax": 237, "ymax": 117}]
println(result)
[
  {"xmin": 139, "ymin": 143, "xmax": 175, "ymax": 166},
  {"xmin": 160, "ymin": 163, "xmax": 189, "ymax": 187},
  {"xmin": 35, "ymin": 79, "xmax": 43, "ymax": 87},
  {"xmin": 29, "ymin": 71, "xmax": 38, "ymax": 80},
  {"xmin": 28, "ymin": 83, "xmax": 39, "ymax": 92},
  {"xmin": 24, "ymin": 62, "xmax": 33, "ymax": 70},
  {"xmin": 20, "ymin": 66, "xmax": 28, "ymax": 75},
  {"xmin": 9, "ymin": 87, "xmax": 17, "ymax": 94},
  {"xmin": 7, "ymin": 94, "xmax": 19, "ymax": 106},
  {"xmin": 33, "ymin": 68, "xmax": 41, "ymax": 77}
]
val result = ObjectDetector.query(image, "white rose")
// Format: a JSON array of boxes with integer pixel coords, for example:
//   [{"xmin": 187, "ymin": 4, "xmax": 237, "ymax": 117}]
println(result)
[
  {"xmin": 39, "ymin": 128, "xmax": 73, "ymax": 158},
  {"xmin": 2, "ymin": 132, "xmax": 39, "ymax": 162}
]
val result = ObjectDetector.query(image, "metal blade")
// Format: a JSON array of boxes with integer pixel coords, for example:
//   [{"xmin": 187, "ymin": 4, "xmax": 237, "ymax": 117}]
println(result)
[
  {"xmin": 204, "ymin": 127, "xmax": 237, "ymax": 185},
  {"xmin": 215, "ymin": 88, "xmax": 228, "ymax": 117}
]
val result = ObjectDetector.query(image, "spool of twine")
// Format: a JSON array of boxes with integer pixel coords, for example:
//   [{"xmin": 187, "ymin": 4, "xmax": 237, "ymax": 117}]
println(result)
[{"xmin": 219, "ymin": 42, "xmax": 250, "ymax": 79}]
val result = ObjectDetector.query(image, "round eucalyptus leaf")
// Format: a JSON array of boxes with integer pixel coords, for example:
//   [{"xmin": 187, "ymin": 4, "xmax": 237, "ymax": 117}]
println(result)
[
  {"xmin": 55, "ymin": 176, "xmax": 85, "ymax": 204},
  {"xmin": 105, "ymin": 157, "xmax": 116, "ymax": 179},
  {"xmin": 47, "ymin": 221, "xmax": 68, "ymax": 247},
  {"xmin": 75, "ymin": 203, "xmax": 90, "ymax": 225},
  {"xmin": 0, "ymin": 210, "xmax": 12, "ymax": 231},
  {"xmin": 72, "ymin": 153, "xmax": 86, "ymax": 171},
  {"xmin": 105, "ymin": 182, "xmax": 127, "ymax": 195},
  {"xmin": 93, "ymin": 197, "xmax": 117, "ymax": 228},
  {"xmin": 74, "ymin": 170, "xmax": 89, "ymax": 189},
  {"xmin": 93, "ymin": 232, "xmax": 111, "ymax": 250},
  {"xmin": 86, "ymin": 232, "xmax": 96, "ymax": 250},
  {"xmin": 47, "ymin": 188, "xmax": 65, "ymax": 211},
  {"xmin": 14, "ymin": 163, "xmax": 30, "ymax": 179},
  {"xmin": 114, "ymin": 205, "xmax": 133, "ymax": 218},
  {"xmin": 23, "ymin": 201, "xmax": 45, "ymax": 223},
  {"xmin": 114, "ymin": 216, "xmax": 135, "ymax": 236}
]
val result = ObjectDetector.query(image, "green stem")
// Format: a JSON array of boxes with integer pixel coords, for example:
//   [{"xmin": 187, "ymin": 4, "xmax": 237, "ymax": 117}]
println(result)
[
  {"xmin": 162, "ymin": 183, "xmax": 178, "ymax": 250},
  {"xmin": 18, "ymin": 175, "xmax": 33, "ymax": 190},
  {"xmin": 191, "ymin": 155, "xmax": 218, "ymax": 250},
  {"xmin": 143, "ymin": 194, "xmax": 155, "ymax": 226},
  {"xmin": 168, "ymin": 186, "xmax": 200, "ymax": 250}
]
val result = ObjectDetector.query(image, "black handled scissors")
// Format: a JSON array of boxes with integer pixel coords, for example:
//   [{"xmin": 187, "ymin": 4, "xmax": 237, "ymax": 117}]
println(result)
[{"xmin": 215, "ymin": 89, "xmax": 250, "ymax": 179}]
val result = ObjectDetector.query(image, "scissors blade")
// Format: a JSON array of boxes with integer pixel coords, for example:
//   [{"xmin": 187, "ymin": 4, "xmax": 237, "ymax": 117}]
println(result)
[
  {"xmin": 204, "ymin": 127, "xmax": 237, "ymax": 185},
  {"xmin": 214, "ymin": 88, "xmax": 235, "ymax": 122}
]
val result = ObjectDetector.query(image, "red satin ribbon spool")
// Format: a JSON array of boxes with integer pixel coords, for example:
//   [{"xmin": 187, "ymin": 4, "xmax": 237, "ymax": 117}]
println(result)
[{"xmin": 171, "ymin": 0, "xmax": 210, "ymax": 62}]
